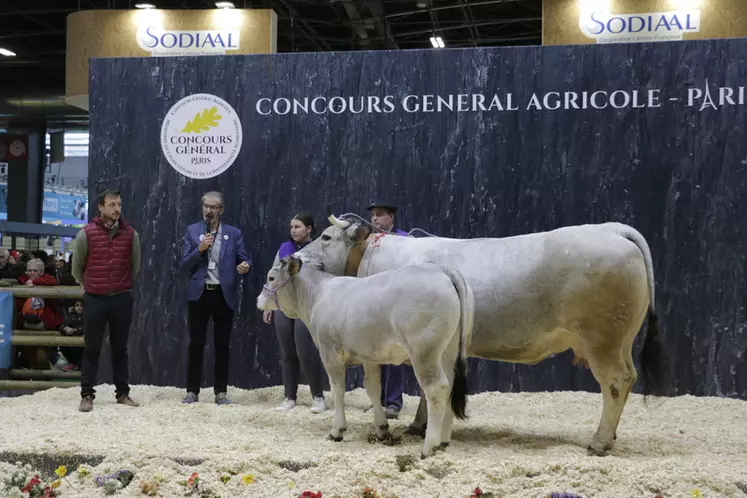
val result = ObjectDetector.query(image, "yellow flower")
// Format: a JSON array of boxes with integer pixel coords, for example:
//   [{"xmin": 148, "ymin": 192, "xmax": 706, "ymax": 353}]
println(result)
[
  {"xmin": 77, "ymin": 465, "xmax": 90, "ymax": 477},
  {"xmin": 51, "ymin": 480, "xmax": 61, "ymax": 489},
  {"xmin": 288, "ymin": 482, "xmax": 296, "ymax": 489},
  {"xmin": 241, "ymin": 474, "xmax": 255, "ymax": 485},
  {"xmin": 55, "ymin": 465, "xmax": 67, "ymax": 478},
  {"xmin": 691, "ymin": 490, "xmax": 703, "ymax": 498}
]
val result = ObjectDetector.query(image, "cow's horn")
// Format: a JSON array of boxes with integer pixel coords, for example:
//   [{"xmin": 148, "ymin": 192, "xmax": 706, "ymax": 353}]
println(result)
[{"xmin": 327, "ymin": 213, "xmax": 350, "ymax": 228}]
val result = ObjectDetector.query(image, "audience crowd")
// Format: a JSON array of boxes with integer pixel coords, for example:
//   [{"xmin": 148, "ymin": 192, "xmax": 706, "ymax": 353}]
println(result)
[{"xmin": 0, "ymin": 247, "xmax": 82, "ymax": 371}]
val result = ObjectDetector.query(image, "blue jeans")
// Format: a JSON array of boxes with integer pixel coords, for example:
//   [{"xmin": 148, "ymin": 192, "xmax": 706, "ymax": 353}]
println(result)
[{"xmin": 380, "ymin": 364, "xmax": 404, "ymax": 409}]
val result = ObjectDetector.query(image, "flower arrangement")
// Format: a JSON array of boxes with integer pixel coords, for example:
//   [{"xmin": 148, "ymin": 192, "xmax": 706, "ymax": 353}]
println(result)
[
  {"xmin": 2, "ymin": 470, "xmax": 60, "ymax": 498},
  {"xmin": 361, "ymin": 486, "xmax": 380, "ymax": 498},
  {"xmin": 139, "ymin": 475, "xmax": 166, "ymax": 496},
  {"xmin": 176, "ymin": 471, "xmax": 221, "ymax": 497},
  {"xmin": 94, "ymin": 469, "xmax": 135, "ymax": 495},
  {"xmin": 298, "ymin": 491, "xmax": 323, "ymax": 498},
  {"xmin": 76, "ymin": 465, "xmax": 92, "ymax": 479}
]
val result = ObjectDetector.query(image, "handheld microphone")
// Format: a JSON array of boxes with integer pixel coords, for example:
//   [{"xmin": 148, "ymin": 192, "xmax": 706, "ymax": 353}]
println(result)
[{"xmin": 205, "ymin": 220, "xmax": 214, "ymax": 248}]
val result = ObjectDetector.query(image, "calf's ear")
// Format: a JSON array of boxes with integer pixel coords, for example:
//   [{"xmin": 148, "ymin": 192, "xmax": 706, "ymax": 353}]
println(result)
[{"xmin": 289, "ymin": 257, "xmax": 303, "ymax": 276}]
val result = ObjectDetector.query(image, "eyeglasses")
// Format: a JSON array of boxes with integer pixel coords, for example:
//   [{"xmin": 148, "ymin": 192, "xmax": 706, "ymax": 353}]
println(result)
[{"xmin": 202, "ymin": 204, "xmax": 222, "ymax": 211}]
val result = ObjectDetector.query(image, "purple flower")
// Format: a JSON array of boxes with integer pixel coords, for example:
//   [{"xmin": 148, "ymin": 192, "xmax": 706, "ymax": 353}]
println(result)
[{"xmin": 550, "ymin": 494, "xmax": 584, "ymax": 498}]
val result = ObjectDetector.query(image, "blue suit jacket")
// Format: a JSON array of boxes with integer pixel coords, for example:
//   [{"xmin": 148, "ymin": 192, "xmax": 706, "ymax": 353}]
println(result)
[{"xmin": 179, "ymin": 221, "xmax": 251, "ymax": 310}]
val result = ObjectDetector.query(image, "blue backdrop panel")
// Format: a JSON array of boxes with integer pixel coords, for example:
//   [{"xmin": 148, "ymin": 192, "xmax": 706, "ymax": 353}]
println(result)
[
  {"xmin": 88, "ymin": 39, "xmax": 747, "ymax": 399},
  {"xmin": 0, "ymin": 292, "xmax": 14, "ymax": 369}
]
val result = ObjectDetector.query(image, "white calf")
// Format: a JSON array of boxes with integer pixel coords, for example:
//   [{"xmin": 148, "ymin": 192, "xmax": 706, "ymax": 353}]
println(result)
[{"xmin": 257, "ymin": 255, "xmax": 474, "ymax": 458}]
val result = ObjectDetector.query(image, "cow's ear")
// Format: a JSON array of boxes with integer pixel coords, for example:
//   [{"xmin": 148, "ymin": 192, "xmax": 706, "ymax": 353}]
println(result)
[
  {"xmin": 279, "ymin": 256, "xmax": 291, "ymax": 266},
  {"xmin": 353, "ymin": 224, "xmax": 372, "ymax": 243},
  {"xmin": 288, "ymin": 256, "xmax": 303, "ymax": 276}
]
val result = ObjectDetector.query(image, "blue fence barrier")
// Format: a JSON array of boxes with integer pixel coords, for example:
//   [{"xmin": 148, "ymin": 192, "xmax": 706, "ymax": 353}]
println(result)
[{"xmin": 0, "ymin": 292, "xmax": 13, "ymax": 369}]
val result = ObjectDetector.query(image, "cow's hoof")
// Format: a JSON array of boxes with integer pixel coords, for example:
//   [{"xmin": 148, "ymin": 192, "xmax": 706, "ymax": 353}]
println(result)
[
  {"xmin": 376, "ymin": 428, "xmax": 391, "ymax": 441},
  {"xmin": 405, "ymin": 425, "xmax": 426, "ymax": 438},
  {"xmin": 587, "ymin": 442, "xmax": 611, "ymax": 456},
  {"xmin": 328, "ymin": 434, "xmax": 344, "ymax": 442},
  {"xmin": 439, "ymin": 442, "xmax": 450, "ymax": 450},
  {"xmin": 420, "ymin": 452, "xmax": 428, "ymax": 460},
  {"xmin": 376, "ymin": 427, "xmax": 391, "ymax": 440}
]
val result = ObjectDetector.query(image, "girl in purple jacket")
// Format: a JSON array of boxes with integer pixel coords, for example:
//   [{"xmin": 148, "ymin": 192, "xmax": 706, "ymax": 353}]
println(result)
[{"xmin": 262, "ymin": 213, "xmax": 327, "ymax": 413}]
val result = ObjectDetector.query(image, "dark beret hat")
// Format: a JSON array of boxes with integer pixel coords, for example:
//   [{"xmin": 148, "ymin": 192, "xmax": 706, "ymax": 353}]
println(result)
[{"xmin": 366, "ymin": 201, "xmax": 398, "ymax": 213}]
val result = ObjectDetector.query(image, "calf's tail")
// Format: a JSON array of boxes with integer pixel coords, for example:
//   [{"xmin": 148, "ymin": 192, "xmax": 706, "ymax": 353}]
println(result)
[
  {"xmin": 439, "ymin": 264, "xmax": 474, "ymax": 420},
  {"xmin": 611, "ymin": 223, "xmax": 673, "ymax": 401}
]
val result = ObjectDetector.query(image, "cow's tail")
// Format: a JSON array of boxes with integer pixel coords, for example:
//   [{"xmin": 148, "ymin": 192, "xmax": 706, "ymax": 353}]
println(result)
[
  {"xmin": 612, "ymin": 223, "xmax": 673, "ymax": 401},
  {"xmin": 439, "ymin": 264, "xmax": 474, "ymax": 420}
]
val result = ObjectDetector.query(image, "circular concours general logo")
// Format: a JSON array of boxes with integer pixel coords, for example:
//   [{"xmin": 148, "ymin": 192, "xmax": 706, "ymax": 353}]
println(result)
[{"xmin": 160, "ymin": 93, "xmax": 243, "ymax": 179}]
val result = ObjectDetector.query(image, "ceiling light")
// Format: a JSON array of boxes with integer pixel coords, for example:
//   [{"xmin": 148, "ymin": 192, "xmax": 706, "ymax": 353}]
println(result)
[
  {"xmin": 429, "ymin": 36, "xmax": 445, "ymax": 48},
  {"xmin": 416, "ymin": 1, "xmax": 427, "ymax": 7},
  {"xmin": 215, "ymin": 1, "xmax": 235, "ymax": 7},
  {"xmin": 0, "ymin": 48, "xmax": 16, "ymax": 57},
  {"xmin": 134, "ymin": 3, "xmax": 156, "ymax": 8}
]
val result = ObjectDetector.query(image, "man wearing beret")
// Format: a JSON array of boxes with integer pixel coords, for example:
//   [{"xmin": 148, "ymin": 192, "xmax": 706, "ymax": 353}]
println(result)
[{"xmin": 367, "ymin": 201, "xmax": 408, "ymax": 419}]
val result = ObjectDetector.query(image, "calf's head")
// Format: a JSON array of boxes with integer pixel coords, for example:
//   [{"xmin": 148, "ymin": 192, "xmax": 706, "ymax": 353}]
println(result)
[
  {"xmin": 256, "ymin": 255, "xmax": 303, "ymax": 318},
  {"xmin": 296, "ymin": 213, "xmax": 373, "ymax": 276}
]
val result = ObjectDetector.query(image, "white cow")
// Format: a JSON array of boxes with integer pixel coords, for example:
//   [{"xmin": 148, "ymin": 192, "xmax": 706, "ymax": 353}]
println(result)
[
  {"xmin": 296, "ymin": 214, "xmax": 673, "ymax": 455},
  {"xmin": 256, "ymin": 255, "xmax": 474, "ymax": 458}
]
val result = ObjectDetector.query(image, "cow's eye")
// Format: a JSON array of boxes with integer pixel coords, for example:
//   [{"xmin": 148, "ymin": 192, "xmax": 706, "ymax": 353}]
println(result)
[
  {"xmin": 268, "ymin": 277, "xmax": 275, "ymax": 282},
  {"xmin": 321, "ymin": 235, "xmax": 331, "ymax": 241}
]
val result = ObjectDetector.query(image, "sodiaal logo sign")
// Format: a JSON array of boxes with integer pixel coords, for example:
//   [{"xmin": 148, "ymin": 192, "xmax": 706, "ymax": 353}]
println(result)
[
  {"xmin": 136, "ymin": 26, "xmax": 240, "ymax": 56},
  {"xmin": 579, "ymin": 10, "xmax": 700, "ymax": 43},
  {"xmin": 161, "ymin": 94, "xmax": 243, "ymax": 179}
]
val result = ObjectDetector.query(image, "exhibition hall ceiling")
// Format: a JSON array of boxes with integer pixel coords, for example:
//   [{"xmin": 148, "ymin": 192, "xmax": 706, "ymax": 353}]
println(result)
[{"xmin": 0, "ymin": 0, "xmax": 541, "ymax": 108}]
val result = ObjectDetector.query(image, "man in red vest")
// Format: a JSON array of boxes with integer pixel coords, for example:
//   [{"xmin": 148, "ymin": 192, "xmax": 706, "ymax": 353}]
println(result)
[{"xmin": 71, "ymin": 188, "xmax": 141, "ymax": 412}]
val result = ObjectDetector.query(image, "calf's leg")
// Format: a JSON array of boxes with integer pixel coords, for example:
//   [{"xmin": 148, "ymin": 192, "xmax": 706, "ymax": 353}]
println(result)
[
  {"xmin": 438, "ymin": 350, "xmax": 459, "ymax": 448},
  {"xmin": 586, "ymin": 344, "xmax": 636, "ymax": 455},
  {"xmin": 411, "ymin": 356, "xmax": 449, "ymax": 458},
  {"xmin": 362, "ymin": 363, "xmax": 389, "ymax": 439},
  {"xmin": 323, "ymin": 358, "xmax": 348, "ymax": 442}
]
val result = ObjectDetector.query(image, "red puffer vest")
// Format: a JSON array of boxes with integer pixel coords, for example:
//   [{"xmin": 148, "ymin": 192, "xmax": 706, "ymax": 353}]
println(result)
[{"xmin": 83, "ymin": 217, "xmax": 134, "ymax": 295}]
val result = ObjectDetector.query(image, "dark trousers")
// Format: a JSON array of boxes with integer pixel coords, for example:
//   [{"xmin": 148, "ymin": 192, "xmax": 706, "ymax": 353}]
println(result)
[
  {"xmin": 273, "ymin": 310, "xmax": 326, "ymax": 400},
  {"xmin": 80, "ymin": 292, "xmax": 133, "ymax": 399},
  {"xmin": 381, "ymin": 364, "xmax": 404, "ymax": 409},
  {"xmin": 187, "ymin": 287, "xmax": 234, "ymax": 396}
]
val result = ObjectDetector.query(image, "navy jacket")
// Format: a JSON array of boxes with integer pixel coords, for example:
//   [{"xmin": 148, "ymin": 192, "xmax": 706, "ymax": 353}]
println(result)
[{"xmin": 180, "ymin": 221, "xmax": 251, "ymax": 310}]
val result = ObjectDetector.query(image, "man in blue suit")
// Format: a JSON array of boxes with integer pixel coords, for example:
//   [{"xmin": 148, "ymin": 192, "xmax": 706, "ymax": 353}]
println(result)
[{"xmin": 179, "ymin": 191, "xmax": 251, "ymax": 405}]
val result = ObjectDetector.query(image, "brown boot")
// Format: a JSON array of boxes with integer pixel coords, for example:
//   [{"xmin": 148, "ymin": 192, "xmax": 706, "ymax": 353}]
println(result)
[
  {"xmin": 116, "ymin": 395, "xmax": 140, "ymax": 407},
  {"xmin": 79, "ymin": 396, "xmax": 94, "ymax": 412}
]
